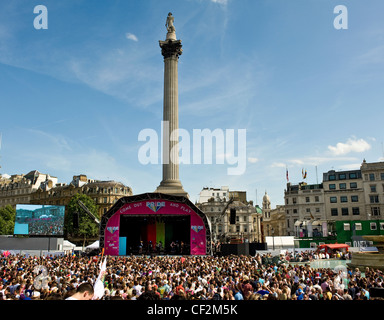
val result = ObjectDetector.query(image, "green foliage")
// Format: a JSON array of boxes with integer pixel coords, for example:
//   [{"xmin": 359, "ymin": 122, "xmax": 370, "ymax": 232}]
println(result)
[
  {"xmin": 65, "ymin": 193, "xmax": 99, "ymax": 238},
  {"xmin": 0, "ymin": 205, "xmax": 16, "ymax": 235}
]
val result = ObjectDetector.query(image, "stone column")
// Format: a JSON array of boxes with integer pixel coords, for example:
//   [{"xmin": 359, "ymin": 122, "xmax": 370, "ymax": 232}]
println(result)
[{"xmin": 155, "ymin": 21, "xmax": 188, "ymax": 197}]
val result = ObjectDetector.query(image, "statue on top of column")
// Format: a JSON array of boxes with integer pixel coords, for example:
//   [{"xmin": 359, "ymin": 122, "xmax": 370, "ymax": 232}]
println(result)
[{"xmin": 165, "ymin": 12, "xmax": 176, "ymax": 33}]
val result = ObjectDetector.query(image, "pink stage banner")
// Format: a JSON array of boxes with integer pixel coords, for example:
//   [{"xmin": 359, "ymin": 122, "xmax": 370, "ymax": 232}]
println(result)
[{"xmin": 104, "ymin": 200, "xmax": 207, "ymax": 256}]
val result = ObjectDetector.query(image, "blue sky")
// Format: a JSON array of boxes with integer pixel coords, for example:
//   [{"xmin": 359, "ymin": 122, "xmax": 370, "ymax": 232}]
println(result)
[{"xmin": 0, "ymin": 0, "xmax": 383, "ymax": 207}]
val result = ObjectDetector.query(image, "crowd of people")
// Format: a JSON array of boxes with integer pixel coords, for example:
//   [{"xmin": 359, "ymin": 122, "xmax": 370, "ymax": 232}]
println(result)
[
  {"xmin": 0, "ymin": 252, "xmax": 383, "ymax": 300},
  {"xmin": 27, "ymin": 217, "xmax": 65, "ymax": 236}
]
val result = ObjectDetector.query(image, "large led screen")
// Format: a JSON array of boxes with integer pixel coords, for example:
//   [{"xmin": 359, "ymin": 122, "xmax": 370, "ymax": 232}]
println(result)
[{"xmin": 14, "ymin": 204, "xmax": 65, "ymax": 236}]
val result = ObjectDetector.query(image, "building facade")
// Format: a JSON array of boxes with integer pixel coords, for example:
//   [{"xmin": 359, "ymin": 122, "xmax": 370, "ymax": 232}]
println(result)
[
  {"xmin": 284, "ymin": 182, "xmax": 325, "ymax": 236},
  {"xmin": 285, "ymin": 160, "xmax": 384, "ymax": 248},
  {"xmin": 198, "ymin": 186, "xmax": 230, "ymax": 203},
  {"xmin": 197, "ymin": 199, "xmax": 262, "ymax": 243},
  {"xmin": 323, "ymin": 169, "xmax": 366, "ymax": 222},
  {"xmin": 262, "ymin": 192, "xmax": 287, "ymax": 237},
  {"xmin": 0, "ymin": 170, "xmax": 57, "ymax": 208},
  {"xmin": 361, "ymin": 160, "xmax": 384, "ymax": 221},
  {"xmin": 30, "ymin": 175, "xmax": 133, "ymax": 218},
  {"xmin": 197, "ymin": 186, "xmax": 247, "ymax": 204}
]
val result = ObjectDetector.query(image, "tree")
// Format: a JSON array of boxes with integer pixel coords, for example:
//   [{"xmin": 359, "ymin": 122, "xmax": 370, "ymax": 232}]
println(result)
[
  {"xmin": 0, "ymin": 205, "xmax": 16, "ymax": 235},
  {"xmin": 65, "ymin": 193, "xmax": 99, "ymax": 241}
]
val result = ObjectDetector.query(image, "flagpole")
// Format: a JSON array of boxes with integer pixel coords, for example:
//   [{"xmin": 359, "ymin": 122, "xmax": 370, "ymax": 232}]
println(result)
[{"xmin": 316, "ymin": 166, "xmax": 318, "ymax": 184}]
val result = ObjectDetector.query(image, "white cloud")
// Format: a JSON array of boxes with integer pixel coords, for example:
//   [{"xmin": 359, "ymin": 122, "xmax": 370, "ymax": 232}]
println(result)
[
  {"xmin": 328, "ymin": 138, "xmax": 371, "ymax": 156},
  {"xmin": 210, "ymin": 0, "xmax": 228, "ymax": 5},
  {"xmin": 270, "ymin": 162, "xmax": 286, "ymax": 168},
  {"xmin": 126, "ymin": 33, "xmax": 138, "ymax": 42},
  {"xmin": 289, "ymin": 156, "xmax": 358, "ymax": 167},
  {"xmin": 338, "ymin": 163, "xmax": 361, "ymax": 170},
  {"xmin": 248, "ymin": 157, "xmax": 258, "ymax": 163}
]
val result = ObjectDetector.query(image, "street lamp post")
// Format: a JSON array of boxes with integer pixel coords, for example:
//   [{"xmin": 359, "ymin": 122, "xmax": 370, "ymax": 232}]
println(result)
[{"xmin": 271, "ymin": 227, "xmax": 275, "ymax": 251}]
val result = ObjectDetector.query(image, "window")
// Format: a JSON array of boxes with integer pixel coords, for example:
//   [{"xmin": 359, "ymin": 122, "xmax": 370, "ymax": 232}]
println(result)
[
  {"xmin": 331, "ymin": 208, "xmax": 338, "ymax": 216},
  {"xmin": 236, "ymin": 225, "xmax": 240, "ymax": 232},
  {"xmin": 370, "ymin": 222, "xmax": 377, "ymax": 231},
  {"xmin": 381, "ymin": 173, "xmax": 384, "ymax": 180},
  {"xmin": 370, "ymin": 195, "xmax": 379, "ymax": 203},
  {"xmin": 329, "ymin": 184, "xmax": 336, "ymax": 190},
  {"xmin": 341, "ymin": 208, "xmax": 349, "ymax": 216},
  {"xmin": 352, "ymin": 207, "xmax": 360, "ymax": 215},
  {"xmin": 103, "ymin": 197, "xmax": 107, "ymax": 203},
  {"xmin": 354, "ymin": 223, "xmax": 362, "ymax": 231},
  {"xmin": 339, "ymin": 174, "xmax": 346, "ymax": 180},
  {"xmin": 350, "ymin": 182, "xmax": 357, "ymax": 189},
  {"xmin": 343, "ymin": 223, "xmax": 350, "ymax": 231},
  {"xmin": 316, "ymin": 208, "xmax": 320, "ymax": 213},
  {"xmin": 351, "ymin": 195, "xmax": 358, "ymax": 202},
  {"xmin": 371, "ymin": 207, "xmax": 381, "ymax": 216},
  {"xmin": 306, "ymin": 197, "xmax": 310, "ymax": 203},
  {"xmin": 349, "ymin": 172, "xmax": 357, "ymax": 179},
  {"xmin": 341, "ymin": 196, "xmax": 348, "ymax": 203},
  {"xmin": 293, "ymin": 198, "xmax": 297, "ymax": 204},
  {"xmin": 293, "ymin": 209, "xmax": 297, "ymax": 214},
  {"xmin": 369, "ymin": 173, "xmax": 375, "ymax": 181},
  {"xmin": 306, "ymin": 208, "xmax": 311, "ymax": 213},
  {"xmin": 329, "ymin": 175, "xmax": 336, "ymax": 181},
  {"xmin": 330, "ymin": 197, "xmax": 337, "ymax": 203},
  {"xmin": 339, "ymin": 183, "xmax": 346, "ymax": 190},
  {"xmin": 315, "ymin": 196, "xmax": 319, "ymax": 202},
  {"xmin": 380, "ymin": 223, "xmax": 384, "ymax": 230},
  {"xmin": 370, "ymin": 185, "xmax": 377, "ymax": 193}
]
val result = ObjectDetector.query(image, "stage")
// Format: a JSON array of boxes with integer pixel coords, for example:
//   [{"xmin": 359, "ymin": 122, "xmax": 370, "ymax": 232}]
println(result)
[{"xmin": 100, "ymin": 193, "xmax": 212, "ymax": 256}]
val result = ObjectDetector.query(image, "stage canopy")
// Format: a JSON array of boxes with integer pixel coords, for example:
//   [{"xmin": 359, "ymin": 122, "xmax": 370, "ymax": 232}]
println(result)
[{"xmin": 100, "ymin": 193, "xmax": 212, "ymax": 256}]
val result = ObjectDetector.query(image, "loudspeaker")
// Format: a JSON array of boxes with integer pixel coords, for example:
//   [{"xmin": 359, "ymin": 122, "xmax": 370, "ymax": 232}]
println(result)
[
  {"xmin": 73, "ymin": 212, "xmax": 79, "ymax": 228},
  {"xmin": 230, "ymin": 208, "xmax": 236, "ymax": 224},
  {"xmin": 220, "ymin": 243, "xmax": 249, "ymax": 256}
]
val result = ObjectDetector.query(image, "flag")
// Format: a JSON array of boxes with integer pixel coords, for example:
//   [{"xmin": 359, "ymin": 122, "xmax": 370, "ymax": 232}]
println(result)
[
  {"xmin": 93, "ymin": 257, "xmax": 107, "ymax": 300},
  {"xmin": 302, "ymin": 168, "xmax": 307, "ymax": 179},
  {"xmin": 286, "ymin": 168, "xmax": 289, "ymax": 182}
]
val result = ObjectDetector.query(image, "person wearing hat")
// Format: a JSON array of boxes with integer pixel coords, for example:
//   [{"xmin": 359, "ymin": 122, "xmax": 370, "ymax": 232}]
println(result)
[{"xmin": 295, "ymin": 288, "xmax": 304, "ymax": 300}]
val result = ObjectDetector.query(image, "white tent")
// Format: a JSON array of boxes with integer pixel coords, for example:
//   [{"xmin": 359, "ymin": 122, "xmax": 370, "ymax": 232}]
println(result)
[
  {"xmin": 265, "ymin": 236, "xmax": 294, "ymax": 250},
  {"xmin": 63, "ymin": 240, "xmax": 76, "ymax": 251},
  {"xmin": 86, "ymin": 240, "xmax": 99, "ymax": 249}
]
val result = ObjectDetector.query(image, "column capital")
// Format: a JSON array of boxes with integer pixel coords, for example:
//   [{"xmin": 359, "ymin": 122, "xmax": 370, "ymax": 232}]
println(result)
[{"xmin": 159, "ymin": 39, "xmax": 183, "ymax": 59}]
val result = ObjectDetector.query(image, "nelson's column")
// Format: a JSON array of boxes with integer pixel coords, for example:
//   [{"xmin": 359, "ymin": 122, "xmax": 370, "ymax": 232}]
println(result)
[{"xmin": 155, "ymin": 13, "xmax": 188, "ymax": 197}]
